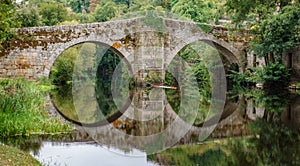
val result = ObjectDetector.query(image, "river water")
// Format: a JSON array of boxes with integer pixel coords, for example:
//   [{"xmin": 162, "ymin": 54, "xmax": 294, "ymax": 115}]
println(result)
[
  {"xmin": 1, "ymin": 87, "xmax": 299, "ymax": 165},
  {"xmin": 32, "ymin": 142, "xmax": 156, "ymax": 166}
]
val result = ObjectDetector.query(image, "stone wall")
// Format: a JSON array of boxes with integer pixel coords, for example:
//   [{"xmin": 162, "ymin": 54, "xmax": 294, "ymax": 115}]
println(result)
[{"xmin": 283, "ymin": 47, "xmax": 300, "ymax": 82}]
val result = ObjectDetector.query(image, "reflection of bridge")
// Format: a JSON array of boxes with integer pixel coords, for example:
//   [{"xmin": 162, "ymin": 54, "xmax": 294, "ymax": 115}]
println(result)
[
  {"xmin": 46, "ymin": 90, "xmax": 300, "ymax": 153},
  {"xmin": 0, "ymin": 16, "xmax": 254, "ymax": 79}
]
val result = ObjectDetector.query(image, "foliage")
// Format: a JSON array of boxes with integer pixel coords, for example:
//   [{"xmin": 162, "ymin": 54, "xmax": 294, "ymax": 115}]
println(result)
[
  {"xmin": 226, "ymin": 0, "xmax": 300, "ymax": 65},
  {"xmin": 225, "ymin": 0, "xmax": 280, "ymax": 26},
  {"xmin": 15, "ymin": 5, "xmax": 43, "ymax": 27},
  {"xmin": 39, "ymin": 1, "xmax": 68, "ymax": 26},
  {"xmin": 95, "ymin": 46, "xmax": 121, "ymax": 117},
  {"xmin": 257, "ymin": 62, "xmax": 290, "ymax": 89},
  {"xmin": 51, "ymin": 46, "xmax": 78, "ymax": 90},
  {"xmin": 250, "ymin": 5, "xmax": 300, "ymax": 62},
  {"xmin": 93, "ymin": 2, "xmax": 116, "ymax": 22},
  {"xmin": 226, "ymin": 119, "xmax": 300, "ymax": 166},
  {"xmin": 228, "ymin": 68, "xmax": 257, "ymax": 87},
  {"xmin": 69, "ymin": 0, "xmax": 90, "ymax": 13},
  {"xmin": 141, "ymin": 11, "xmax": 165, "ymax": 33},
  {"xmin": 171, "ymin": 0, "xmax": 214, "ymax": 23},
  {"xmin": 88, "ymin": 0, "xmax": 100, "ymax": 12},
  {"xmin": 0, "ymin": 79, "xmax": 72, "ymax": 137},
  {"xmin": 79, "ymin": 13, "xmax": 95, "ymax": 23},
  {"xmin": 164, "ymin": 42, "xmax": 216, "ymax": 125},
  {"xmin": 50, "ymin": 43, "xmax": 127, "ymax": 123},
  {"xmin": 0, "ymin": 0, "xmax": 19, "ymax": 52},
  {"xmin": 228, "ymin": 62, "xmax": 290, "ymax": 89}
]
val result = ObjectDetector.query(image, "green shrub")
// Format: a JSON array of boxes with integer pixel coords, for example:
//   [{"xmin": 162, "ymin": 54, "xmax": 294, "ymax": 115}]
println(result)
[{"xmin": 258, "ymin": 63, "xmax": 290, "ymax": 90}]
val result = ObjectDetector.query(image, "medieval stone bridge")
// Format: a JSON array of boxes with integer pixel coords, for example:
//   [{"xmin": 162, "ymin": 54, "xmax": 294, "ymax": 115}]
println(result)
[{"xmin": 0, "ymin": 16, "xmax": 251, "ymax": 79}]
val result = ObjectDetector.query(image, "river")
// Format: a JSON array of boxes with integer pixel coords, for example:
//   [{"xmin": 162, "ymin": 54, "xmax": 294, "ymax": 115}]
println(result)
[{"xmin": 1, "ymin": 87, "xmax": 298, "ymax": 165}]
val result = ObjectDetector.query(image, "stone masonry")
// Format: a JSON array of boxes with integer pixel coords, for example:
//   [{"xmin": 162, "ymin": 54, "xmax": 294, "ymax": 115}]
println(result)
[{"xmin": 0, "ymin": 16, "xmax": 249, "ymax": 79}]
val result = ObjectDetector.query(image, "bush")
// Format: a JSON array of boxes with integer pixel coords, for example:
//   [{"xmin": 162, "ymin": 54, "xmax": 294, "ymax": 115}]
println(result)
[{"xmin": 258, "ymin": 63, "xmax": 290, "ymax": 90}]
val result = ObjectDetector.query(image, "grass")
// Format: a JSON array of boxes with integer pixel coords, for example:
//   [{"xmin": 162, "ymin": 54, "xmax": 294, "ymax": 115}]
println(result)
[
  {"xmin": 0, "ymin": 144, "xmax": 41, "ymax": 166},
  {"xmin": 0, "ymin": 78, "xmax": 73, "ymax": 137}
]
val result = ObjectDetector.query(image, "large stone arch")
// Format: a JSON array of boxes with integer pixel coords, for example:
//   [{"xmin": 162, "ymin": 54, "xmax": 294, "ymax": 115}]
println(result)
[
  {"xmin": 162, "ymin": 19, "xmax": 243, "ymax": 71},
  {"xmin": 48, "ymin": 40, "xmax": 133, "ymax": 78}
]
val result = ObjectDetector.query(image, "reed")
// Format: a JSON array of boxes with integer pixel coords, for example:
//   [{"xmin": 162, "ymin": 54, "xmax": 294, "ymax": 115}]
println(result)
[{"xmin": 0, "ymin": 78, "xmax": 72, "ymax": 137}]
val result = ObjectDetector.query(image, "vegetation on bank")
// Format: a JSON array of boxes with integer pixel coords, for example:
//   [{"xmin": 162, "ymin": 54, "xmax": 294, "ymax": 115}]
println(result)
[
  {"xmin": 149, "ymin": 117, "xmax": 300, "ymax": 166},
  {"xmin": 229, "ymin": 62, "xmax": 291, "ymax": 90},
  {"xmin": 226, "ymin": 0, "xmax": 300, "ymax": 89},
  {"xmin": 0, "ymin": 144, "xmax": 40, "ymax": 166},
  {"xmin": 0, "ymin": 78, "xmax": 72, "ymax": 137}
]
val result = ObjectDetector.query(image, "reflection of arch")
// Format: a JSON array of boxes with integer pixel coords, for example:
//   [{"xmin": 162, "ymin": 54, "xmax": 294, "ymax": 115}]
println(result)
[{"xmin": 70, "ymin": 96, "xmax": 247, "ymax": 152}]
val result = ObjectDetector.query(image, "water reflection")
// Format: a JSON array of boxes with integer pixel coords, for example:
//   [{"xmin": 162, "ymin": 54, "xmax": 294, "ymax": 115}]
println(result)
[
  {"xmin": 148, "ymin": 89, "xmax": 300, "ymax": 165},
  {"xmin": 0, "ymin": 134, "xmax": 156, "ymax": 166},
  {"xmin": 34, "ymin": 142, "xmax": 155, "ymax": 166},
  {"xmin": 2, "ymin": 89, "xmax": 300, "ymax": 165},
  {"xmin": 51, "ymin": 87, "xmax": 300, "ymax": 149}
]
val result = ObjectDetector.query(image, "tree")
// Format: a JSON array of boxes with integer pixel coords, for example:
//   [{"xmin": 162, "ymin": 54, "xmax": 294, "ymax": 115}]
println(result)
[
  {"xmin": 0, "ymin": 0, "xmax": 19, "ymax": 52},
  {"xmin": 15, "ymin": 5, "xmax": 43, "ymax": 27},
  {"xmin": 226, "ymin": 0, "xmax": 299, "ymax": 89},
  {"xmin": 250, "ymin": 5, "xmax": 300, "ymax": 63},
  {"xmin": 171, "ymin": 0, "xmax": 214, "ymax": 23},
  {"xmin": 225, "ymin": 0, "xmax": 278, "ymax": 25},
  {"xmin": 51, "ymin": 46, "xmax": 79, "ymax": 88},
  {"xmin": 93, "ymin": 2, "xmax": 116, "ymax": 22},
  {"xmin": 88, "ymin": 0, "xmax": 100, "ymax": 12},
  {"xmin": 79, "ymin": 14, "xmax": 95, "ymax": 23},
  {"xmin": 39, "ymin": 1, "xmax": 68, "ymax": 26},
  {"xmin": 113, "ymin": 0, "xmax": 131, "ymax": 8},
  {"xmin": 69, "ymin": 0, "xmax": 90, "ymax": 13},
  {"xmin": 226, "ymin": 0, "xmax": 300, "ymax": 63}
]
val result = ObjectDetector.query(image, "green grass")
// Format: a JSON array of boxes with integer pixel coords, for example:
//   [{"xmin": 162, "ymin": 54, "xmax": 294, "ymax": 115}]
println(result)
[
  {"xmin": 0, "ymin": 78, "xmax": 72, "ymax": 137},
  {"xmin": 0, "ymin": 144, "xmax": 41, "ymax": 165}
]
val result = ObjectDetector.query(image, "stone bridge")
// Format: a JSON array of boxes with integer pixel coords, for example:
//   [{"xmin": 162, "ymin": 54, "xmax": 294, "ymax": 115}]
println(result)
[{"xmin": 0, "ymin": 15, "xmax": 251, "ymax": 79}]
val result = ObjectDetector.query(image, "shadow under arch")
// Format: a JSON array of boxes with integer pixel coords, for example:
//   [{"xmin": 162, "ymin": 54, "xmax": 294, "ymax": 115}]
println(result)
[{"xmin": 50, "ymin": 41, "xmax": 134, "ymax": 127}]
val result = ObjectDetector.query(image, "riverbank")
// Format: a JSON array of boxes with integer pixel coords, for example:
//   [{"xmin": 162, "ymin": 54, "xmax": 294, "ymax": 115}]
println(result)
[
  {"xmin": 0, "ymin": 78, "xmax": 74, "ymax": 165},
  {"xmin": 0, "ymin": 78, "xmax": 73, "ymax": 137},
  {"xmin": 0, "ymin": 144, "xmax": 40, "ymax": 166}
]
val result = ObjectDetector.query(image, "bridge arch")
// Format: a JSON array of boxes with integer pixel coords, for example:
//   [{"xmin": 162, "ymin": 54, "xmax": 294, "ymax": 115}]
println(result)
[
  {"xmin": 165, "ymin": 32, "xmax": 243, "ymax": 72},
  {"xmin": 49, "ymin": 40, "xmax": 133, "ymax": 78}
]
